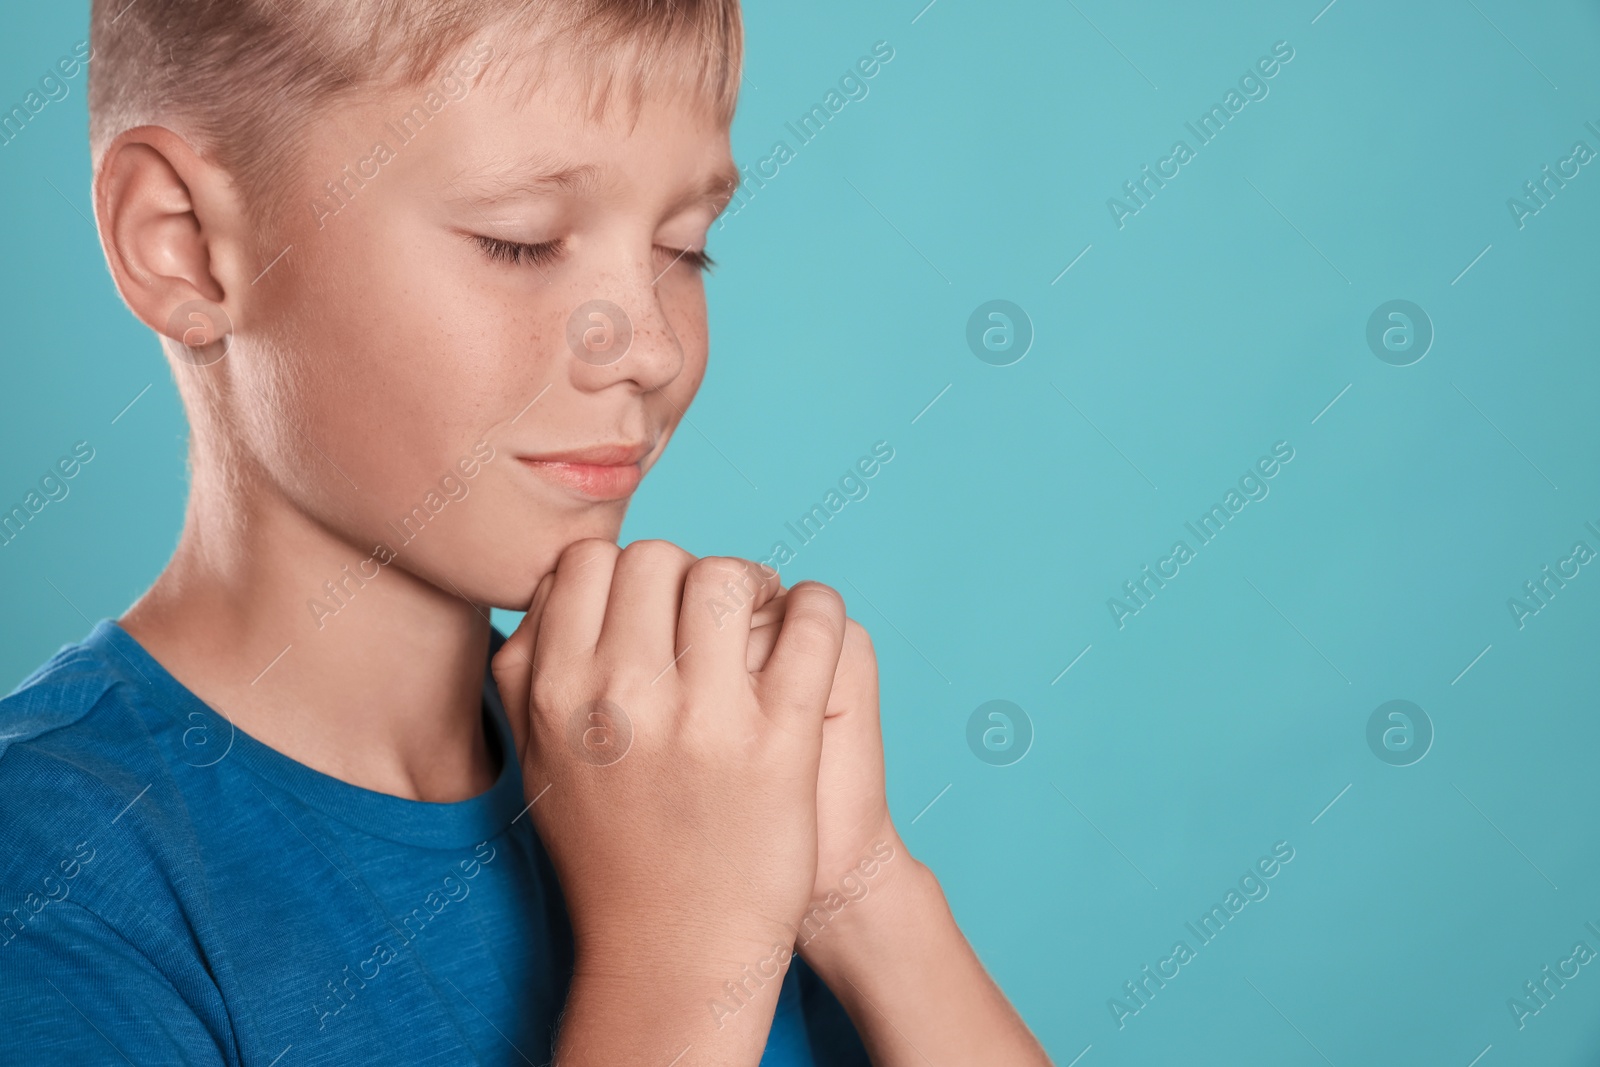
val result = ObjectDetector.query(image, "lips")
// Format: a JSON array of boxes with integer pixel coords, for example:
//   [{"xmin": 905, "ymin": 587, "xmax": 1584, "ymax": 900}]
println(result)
[{"xmin": 515, "ymin": 442, "xmax": 653, "ymax": 501}]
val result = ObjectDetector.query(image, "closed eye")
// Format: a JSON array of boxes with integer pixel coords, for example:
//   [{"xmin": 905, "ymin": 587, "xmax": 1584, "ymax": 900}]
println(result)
[
  {"xmin": 468, "ymin": 235, "xmax": 714, "ymax": 274},
  {"xmin": 655, "ymin": 244, "xmax": 716, "ymax": 274},
  {"xmin": 471, "ymin": 234, "xmax": 563, "ymax": 267}
]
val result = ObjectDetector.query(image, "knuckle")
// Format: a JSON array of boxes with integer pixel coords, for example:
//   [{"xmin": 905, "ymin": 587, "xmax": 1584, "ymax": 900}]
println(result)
[
  {"xmin": 490, "ymin": 644, "xmax": 524, "ymax": 682},
  {"xmin": 602, "ymin": 660, "xmax": 657, "ymax": 698},
  {"xmin": 690, "ymin": 555, "xmax": 753, "ymax": 588},
  {"xmin": 561, "ymin": 537, "xmax": 617, "ymax": 569},
  {"xmin": 783, "ymin": 605, "xmax": 845, "ymax": 655},
  {"xmin": 622, "ymin": 538, "xmax": 690, "ymax": 566},
  {"xmin": 529, "ymin": 669, "xmax": 567, "ymax": 717},
  {"xmin": 792, "ymin": 580, "xmax": 844, "ymax": 615}
]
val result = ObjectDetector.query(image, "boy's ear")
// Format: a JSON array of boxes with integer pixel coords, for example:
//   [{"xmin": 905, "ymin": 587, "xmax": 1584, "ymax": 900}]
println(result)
[{"xmin": 94, "ymin": 126, "xmax": 249, "ymax": 354}]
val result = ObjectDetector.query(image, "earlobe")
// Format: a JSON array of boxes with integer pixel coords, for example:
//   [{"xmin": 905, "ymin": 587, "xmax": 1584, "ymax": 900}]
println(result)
[{"xmin": 94, "ymin": 127, "xmax": 242, "ymax": 361}]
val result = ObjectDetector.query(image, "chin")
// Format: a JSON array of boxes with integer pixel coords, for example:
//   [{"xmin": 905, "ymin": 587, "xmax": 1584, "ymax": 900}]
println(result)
[{"xmin": 431, "ymin": 513, "xmax": 632, "ymax": 611}]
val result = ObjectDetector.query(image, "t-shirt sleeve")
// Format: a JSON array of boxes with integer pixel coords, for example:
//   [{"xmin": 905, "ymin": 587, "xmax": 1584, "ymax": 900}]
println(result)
[{"xmin": 0, "ymin": 899, "xmax": 232, "ymax": 1066}]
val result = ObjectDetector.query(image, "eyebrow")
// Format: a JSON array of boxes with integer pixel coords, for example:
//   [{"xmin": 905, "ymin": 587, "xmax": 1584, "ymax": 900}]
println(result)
[
  {"xmin": 697, "ymin": 163, "xmax": 743, "ymax": 209},
  {"xmin": 446, "ymin": 156, "xmax": 603, "ymax": 205},
  {"xmin": 447, "ymin": 154, "xmax": 743, "ymax": 213}
]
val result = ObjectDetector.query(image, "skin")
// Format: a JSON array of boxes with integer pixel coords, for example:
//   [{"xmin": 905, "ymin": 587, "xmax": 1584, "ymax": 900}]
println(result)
[{"xmin": 93, "ymin": 23, "xmax": 1050, "ymax": 1067}]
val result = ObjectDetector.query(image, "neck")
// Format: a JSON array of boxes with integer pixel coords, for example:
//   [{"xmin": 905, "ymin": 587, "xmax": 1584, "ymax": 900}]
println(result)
[{"xmin": 121, "ymin": 463, "xmax": 498, "ymax": 803}]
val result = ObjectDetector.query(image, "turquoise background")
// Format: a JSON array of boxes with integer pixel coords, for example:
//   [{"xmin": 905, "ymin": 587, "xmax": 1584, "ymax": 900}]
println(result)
[{"xmin": 4, "ymin": 2, "xmax": 1598, "ymax": 1063}]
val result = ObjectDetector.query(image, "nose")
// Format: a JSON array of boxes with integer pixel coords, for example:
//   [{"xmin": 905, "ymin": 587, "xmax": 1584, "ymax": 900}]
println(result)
[{"xmin": 562, "ymin": 252, "xmax": 685, "ymax": 394}]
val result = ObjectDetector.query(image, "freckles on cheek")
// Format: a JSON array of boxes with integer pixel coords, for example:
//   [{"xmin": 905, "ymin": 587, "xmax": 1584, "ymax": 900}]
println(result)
[
  {"xmin": 663, "ymin": 318, "xmax": 708, "ymax": 401},
  {"xmin": 393, "ymin": 277, "xmax": 515, "ymax": 380},
  {"xmin": 488, "ymin": 305, "xmax": 565, "ymax": 389},
  {"xmin": 664, "ymin": 297, "xmax": 710, "ymax": 368}
]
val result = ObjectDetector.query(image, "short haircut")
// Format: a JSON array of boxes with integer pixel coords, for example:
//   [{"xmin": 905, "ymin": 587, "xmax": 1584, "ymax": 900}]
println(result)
[{"xmin": 88, "ymin": 0, "xmax": 743, "ymax": 233}]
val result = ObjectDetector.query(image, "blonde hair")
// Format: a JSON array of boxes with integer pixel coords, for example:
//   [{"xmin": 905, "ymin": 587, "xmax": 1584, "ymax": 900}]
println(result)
[{"xmin": 89, "ymin": 0, "xmax": 742, "ymax": 230}]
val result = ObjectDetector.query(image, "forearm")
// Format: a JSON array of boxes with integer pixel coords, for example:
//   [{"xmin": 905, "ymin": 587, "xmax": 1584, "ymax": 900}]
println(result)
[
  {"xmin": 555, "ymin": 953, "xmax": 785, "ymax": 1067},
  {"xmin": 799, "ymin": 849, "xmax": 1050, "ymax": 1066}
]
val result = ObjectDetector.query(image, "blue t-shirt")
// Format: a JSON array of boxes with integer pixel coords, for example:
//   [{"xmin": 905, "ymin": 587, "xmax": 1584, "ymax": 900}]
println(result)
[{"xmin": 0, "ymin": 620, "xmax": 867, "ymax": 1065}]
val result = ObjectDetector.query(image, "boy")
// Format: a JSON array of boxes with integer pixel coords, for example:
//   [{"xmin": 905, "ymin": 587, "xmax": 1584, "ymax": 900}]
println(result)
[{"xmin": 0, "ymin": 1, "xmax": 1051, "ymax": 1063}]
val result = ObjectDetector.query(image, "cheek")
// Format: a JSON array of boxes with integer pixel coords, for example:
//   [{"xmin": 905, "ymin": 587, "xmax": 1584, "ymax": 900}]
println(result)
[
  {"xmin": 245, "ymin": 243, "xmax": 510, "ymax": 506},
  {"xmin": 661, "ymin": 289, "xmax": 710, "ymax": 392}
]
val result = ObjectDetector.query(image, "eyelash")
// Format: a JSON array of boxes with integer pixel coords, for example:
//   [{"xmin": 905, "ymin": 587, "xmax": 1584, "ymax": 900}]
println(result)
[
  {"xmin": 469, "ymin": 235, "xmax": 716, "ymax": 274},
  {"xmin": 662, "ymin": 246, "xmax": 717, "ymax": 274},
  {"xmin": 473, "ymin": 235, "xmax": 563, "ymax": 267}
]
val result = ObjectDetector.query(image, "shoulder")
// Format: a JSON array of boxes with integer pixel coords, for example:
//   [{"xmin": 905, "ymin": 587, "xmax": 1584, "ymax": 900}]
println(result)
[
  {"xmin": 1, "ymin": 622, "xmax": 168, "ymax": 800},
  {"xmin": 0, "ymin": 623, "xmax": 186, "ymax": 916}
]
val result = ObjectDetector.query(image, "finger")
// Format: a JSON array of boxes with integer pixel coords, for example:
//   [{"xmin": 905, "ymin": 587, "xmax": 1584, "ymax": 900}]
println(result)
[
  {"xmin": 746, "ymin": 587, "xmax": 789, "ymax": 672},
  {"xmin": 676, "ymin": 556, "xmax": 783, "ymax": 687},
  {"xmin": 597, "ymin": 540, "xmax": 696, "ymax": 672},
  {"xmin": 490, "ymin": 572, "xmax": 551, "ymax": 765},
  {"xmin": 528, "ymin": 567, "xmax": 558, "ymax": 630},
  {"xmin": 753, "ymin": 580, "xmax": 846, "ymax": 727},
  {"xmin": 824, "ymin": 618, "xmax": 876, "ymax": 720},
  {"xmin": 749, "ymin": 613, "xmax": 864, "ymax": 715},
  {"xmin": 749, "ymin": 585, "xmax": 788, "ymax": 630},
  {"xmin": 533, "ymin": 538, "xmax": 619, "ymax": 669},
  {"xmin": 746, "ymin": 619, "xmax": 780, "ymax": 674}
]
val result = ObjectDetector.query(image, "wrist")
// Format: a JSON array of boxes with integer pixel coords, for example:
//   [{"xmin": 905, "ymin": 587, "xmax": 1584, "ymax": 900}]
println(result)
[
  {"xmin": 793, "ymin": 856, "xmax": 1052, "ymax": 1065},
  {"xmin": 562, "ymin": 941, "xmax": 793, "ymax": 1066},
  {"xmin": 573, "ymin": 926, "xmax": 796, "ymax": 982},
  {"xmin": 796, "ymin": 836, "xmax": 950, "ymax": 979}
]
